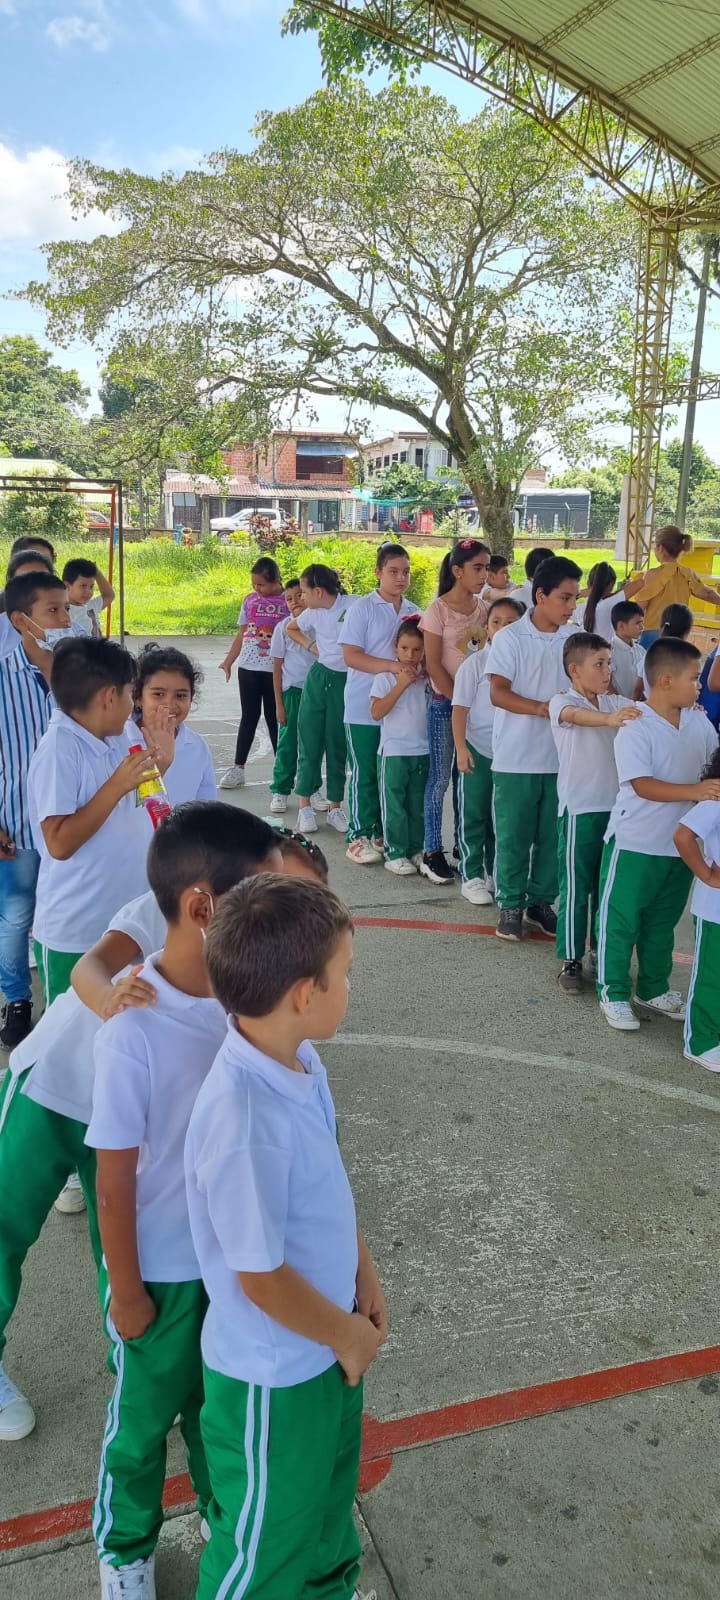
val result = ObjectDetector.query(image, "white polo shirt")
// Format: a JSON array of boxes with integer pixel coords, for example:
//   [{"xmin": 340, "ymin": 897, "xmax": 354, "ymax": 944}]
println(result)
[
  {"xmin": 511, "ymin": 578, "xmax": 534, "ymax": 612},
  {"xmin": 28, "ymin": 710, "xmax": 149, "ymax": 952},
  {"xmin": 549, "ymin": 690, "xmax": 633, "ymax": 815},
  {"xmin": 86, "ymin": 956, "xmax": 227, "ymax": 1283},
  {"xmin": 572, "ymin": 590, "xmax": 630, "ymax": 644},
  {"xmin": 485, "ymin": 614, "xmax": 572, "ymax": 774},
  {"xmin": 681, "ymin": 800, "xmax": 720, "ymax": 925},
  {"xmin": 124, "ymin": 720, "xmax": 217, "ymax": 825},
  {"xmin": 68, "ymin": 595, "xmax": 105, "ymax": 638},
  {"xmin": 185, "ymin": 1026, "xmax": 358, "ymax": 1388},
  {"xmin": 15, "ymin": 891, "xmax": 167, "ymax": 1123},
  {"xmin": 610, "ymin": 636, "xmax": 645, "ymax": 700},
  {"xmin": 452, "ymin": 645, "xmax": 494, "ymax": 760},
  {"xmin": 606, "ymin": 704, "xmax": 718, "ymax": 856},
  {"xmin": 294, "ymin": 595, "xmax": 356, "ymax": 673},
  {"xmin": 370, "ymin": 672, "xmax": 429, "ymax": 757},
  {"xmin": 340, "ymin": 591, "xmax": 419, "ymax": 725},
  {"xmin": 270, "ymin": 616, "xmax": 314, "ymax": 693}
]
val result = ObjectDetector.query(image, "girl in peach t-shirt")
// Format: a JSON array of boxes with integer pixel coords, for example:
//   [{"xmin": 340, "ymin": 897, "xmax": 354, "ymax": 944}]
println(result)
[{"xmin": 419, "ymin": 538, "xmax": 491, "ymax": 882}]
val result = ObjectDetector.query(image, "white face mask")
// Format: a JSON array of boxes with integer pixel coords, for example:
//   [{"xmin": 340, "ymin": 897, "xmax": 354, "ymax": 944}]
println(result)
[
  {"xmin": 21, "ymin": 616, "xmax": 70, "ymax": 652},
  {"xmin": 194, "ymin": 888, "xmax": 215, "ymax": 942}
]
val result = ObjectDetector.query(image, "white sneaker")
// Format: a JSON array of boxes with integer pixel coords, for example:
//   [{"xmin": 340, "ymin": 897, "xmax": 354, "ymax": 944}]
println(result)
[
  {"xmin": 326, "ymin": 806, "xmax": 348, "ymax": 833},
  {"xmin": 296, "ymin": 806, "xmax": 318, "ymax": 834},
  {"xmin": 635, "ymin": 990, "xmax": 686, "ymax": 1021},
  {"xmin": 346, "ymin": 838, "xmax": 381, "ymax": 865},
  {"xmin": 0, "ymin": 1362, "xmax": 35, "ymax": 1441},
  {"xmin": 353, "ymin": 1590, "xmax": 377, "ymax": 1600},
  {"xmin": 599, "ymin": 999, "xmax": 640, "ymax": 1032},
  {"xmin": 461, "ymin": 878, "xmax": 494, "ymax": 906},
  {"xmin": 311, "ymin": 791, "xmax": 329, "ymax": 812},
  {"xmin": 484, "ymin": 874, "xmax": 495, "ymax": 897},
  {"xmin": 219, "ymin": 765, "xmax": 245, "ymax": 790},
  {"xmin": 54, "ymin": 1172, "xmax": 86, "ymax": 1214},
  {"xmin": 269, "ymin": 793, "xmax": 287, "ymax": 814},
  {"xmin": 200, "ymin": 1516, "xmax": 211, "ymax": 1543},
  {"xmin": 99, "ymin": 1556, "xmax": 156, "ymax": 1599},
  {"xmin": 384, "ymin": 857, "xmax": 416, "ymax": 875},
  {"xmin": 684, "ymin": 1045, "xmax": 720, "ymax": 1072},
  {"xmin": 410, "ymin": 853, "xmax": 424, "ymax": 870}
]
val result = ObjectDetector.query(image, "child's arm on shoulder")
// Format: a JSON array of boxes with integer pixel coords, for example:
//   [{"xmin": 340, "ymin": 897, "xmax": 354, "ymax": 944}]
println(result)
[
  {"xmin": 674, "ymin": 821, "xmax": 720, "ymax": 886},
  {"xmin": 556, "ymin": 703, "xmax": 640, "ymax": 729},
  {"xmin": 239, "ymin": 1263, "xmax": 382, "ymax": 1387},
  {"xmin": 490, "ymin": 675, "xmax": 549, "ymax": 719},
  {"xmin": 633, "ymin": 776, "xmax": 720, "ymax": 803},
  {"xmin": 72, "ymin": 929, "xmax": 156, "ymax": 1020},
  {"xmin": 96, "ymin": 1147, "xmax": 156, "ymax": 1340},
  {"xmin": 40, "ymin": 747, "xmax": 156, "ymax": 861},
  {"xmin": 286, "ymin": 619, "xmax": 315, "ymax": 651},
  {"xmin": 451, "ymin": 703, "xmax": 474, "ymax": 772}
]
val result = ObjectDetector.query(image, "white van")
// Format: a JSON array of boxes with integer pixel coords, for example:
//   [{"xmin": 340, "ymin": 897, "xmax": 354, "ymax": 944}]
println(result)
[{"xmin": 210, "ymin": 507, "xmax": 286, "ymax": 534}]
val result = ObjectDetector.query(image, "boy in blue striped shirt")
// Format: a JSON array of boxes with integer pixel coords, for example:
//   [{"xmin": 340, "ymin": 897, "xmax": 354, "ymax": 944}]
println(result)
[{"xmin": 0, "ymin": 572, "xmax": 71, "ymax": 1049}]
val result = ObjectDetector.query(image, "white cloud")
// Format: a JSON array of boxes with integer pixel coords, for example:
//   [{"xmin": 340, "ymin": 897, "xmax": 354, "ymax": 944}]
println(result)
[
  {"xmin": 0, "ymin": 143, "xmax": 116, "ymax": 247},
  {"xmin": 0, "ymin": 1, "xmax": 17, "ymax": 16},
  {"xmin": 146, "ymin": 143, "xmax": 204, "ymax": 176},
  {"xmin": 46, "ymin": 13, "xmax": 110, "ymax": 50}
]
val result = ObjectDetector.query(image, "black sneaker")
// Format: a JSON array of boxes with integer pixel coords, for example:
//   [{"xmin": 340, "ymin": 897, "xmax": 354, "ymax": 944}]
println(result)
[
  {"xmin": 525, "ymin": 902, "xmax": 557, "ymax": 937},
  {"xmin": 558, "ymin": 960, "xmax": 583, "ymax": 994},
  {"xmin": 419, "ymin": 850, "xmax": 455, "ymax": 885},
  {"xmin": 452, "ymin": 845, "xmax": 460, "ymax": 861},
  {"xmin": 0, "ymin": 1000, "xmax": 32, "ymax": 1050},
  {"xmin": 496, "ymin": 907, "xmax": 524, "ymax": 942}
]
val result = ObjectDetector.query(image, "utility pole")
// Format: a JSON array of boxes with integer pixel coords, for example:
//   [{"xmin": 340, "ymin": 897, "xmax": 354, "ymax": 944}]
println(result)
[{"xmin": 677, "ymin": 238, "xmax": 713, "ymax": 526}]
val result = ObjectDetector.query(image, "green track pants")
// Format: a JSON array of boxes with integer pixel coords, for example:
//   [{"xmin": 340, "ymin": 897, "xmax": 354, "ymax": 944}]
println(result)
[
  {"xmin": 197, "ymin": 1361, "xmax": 363, "ymax": 1600},
  {"xmin": 596, "ymin": 841, "xmax": 691, "ymax": 1004},
  {"xmin": 556, "ymin": 810, "xmax": 609, "ymax": 962},
  {"xmin": 685, "ymin": 917, "xmax": 720, "ymax": 1059},
  {"xmin": 492, "ymin": 771, "xmax": 559, "ymax": 910},
  {"xmin": 457, "ymin": 745, "xmax": 494, "ymax": 883},
  {"xmin": 378, "ymin": 753, "xmax": 429, "ymax": 860},
  {"xmin": 0, "ymin": 1068, "xmax": 100, "ymax": 1359},
  {"xmin": 346, "ymin": 723, "xmax": 382, "ymax": 842},
  {"xmin": 271, "ymin": 686, "xmax": 303, "ymax": 797},
  {"xmin": 295, "ymin": 663, "xmax": 347, "ymax": 804},
  {"xmin": 95, "ymin": 1268, "xmax": 210, "ymax": 1567},
  {"xmin": 33, "ymin": 942, "xmax": 83, "ymax": 1008}
]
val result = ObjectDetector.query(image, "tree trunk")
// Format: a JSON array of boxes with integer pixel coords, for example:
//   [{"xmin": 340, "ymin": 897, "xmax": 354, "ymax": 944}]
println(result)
[{"xmin": 465, "ymin": 473, "xmax": 516, "ymax": 560}]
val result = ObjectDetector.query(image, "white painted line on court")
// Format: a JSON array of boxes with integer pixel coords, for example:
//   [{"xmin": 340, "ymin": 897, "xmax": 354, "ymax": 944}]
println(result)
[{"xmin": 334, "ymin": 1032, "xmax": 720, "ymax": 1115}]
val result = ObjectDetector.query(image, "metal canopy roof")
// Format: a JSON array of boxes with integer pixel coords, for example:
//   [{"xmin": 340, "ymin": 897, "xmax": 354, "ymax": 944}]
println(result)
[{"xmin": 311, "ymin": 0, "xmax": 720, "ymax": 221}]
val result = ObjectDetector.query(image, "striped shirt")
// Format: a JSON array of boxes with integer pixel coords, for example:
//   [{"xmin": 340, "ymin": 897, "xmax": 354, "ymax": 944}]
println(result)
[{"xmin": 0, "ymin": 645, "xmax": 52, "ymax": 850}]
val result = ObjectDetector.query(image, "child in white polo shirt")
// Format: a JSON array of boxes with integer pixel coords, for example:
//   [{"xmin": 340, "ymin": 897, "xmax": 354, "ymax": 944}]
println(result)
[
  {"xmin": 269, "ymin": 578, "xmax": 318, "ymax": 814},
  {"xmin": 27, "ymin": 635, "xmax": 155, "ymax": 1007},
  {"xmin": 86, "ymin": 810, "xmax": 283, "ymax": 1598},
  {"xmin": 452, "ymin": 595, "xmax": 525, "ymax": 906},
  {"xmin": 675, "ymin": 764, "xmax": 720, "ymax": 1070},
  {"xmin": 549, "ymin": 632, "xmax": 640, "ymax": 994},
  {"xmin": 488, "ymin": 556, "xmax": 581, "ymax": 942},
  {"xmin": 597, "ymin": 638, "xmax": 719, "ymax": 1032},
  {"xmin": 0, "ymin": 805, "xmax": 278, "ymax": 1448},
  {"xmin": 370, "ymin": 615, "xmax": 429, "ymax": 875},
  {"xmin": 610, "ymin": 600, "xmax": 645, "ymax": 699},
  {"xmin": 186, "ymin": 875, "xmax": 386, "ymax": 1600}
]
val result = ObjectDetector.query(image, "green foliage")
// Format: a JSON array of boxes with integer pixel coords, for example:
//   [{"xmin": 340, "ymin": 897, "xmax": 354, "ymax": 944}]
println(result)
[
  {"xmin": 433, "ymin": 509, "xmax": 475, "ymax": 544},
  {"xmin": 0, "ymin": 483, "xmax": 87, "ymax": 543},
  {"xmin": 364, "ymin": 461, "xmax": 458, "ymax": 515},
  {"xmin": 282, "ymin": 5, "xmax": 420, "ymax": 81},
  {"xmin": 0, "ymin": 335, "xmax": 90, "ymax": 463},
  {"xmin": 665, "ymin": 437, "xmax": 719, "ymax": 493}
]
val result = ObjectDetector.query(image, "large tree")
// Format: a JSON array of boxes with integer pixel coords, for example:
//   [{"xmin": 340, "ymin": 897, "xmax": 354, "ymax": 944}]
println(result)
[
  {"xmin": 25, "ymin": 85, "xmax": 634, "ymax": 554},
  {"xmin": 0, "ymin": 334, "xmax": 90, "ymax": 462}
]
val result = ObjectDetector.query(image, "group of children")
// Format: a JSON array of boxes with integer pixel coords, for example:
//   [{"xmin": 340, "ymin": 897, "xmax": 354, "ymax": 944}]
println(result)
[{"xmin": 0, "ymin": 540, "xmax": 383, "ymax": 1598}]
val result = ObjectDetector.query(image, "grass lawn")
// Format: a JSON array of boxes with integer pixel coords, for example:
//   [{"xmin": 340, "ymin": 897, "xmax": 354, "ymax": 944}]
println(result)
[{"xmin": 1, "ymin": 535, "xmax": 646, "ymax": 637}]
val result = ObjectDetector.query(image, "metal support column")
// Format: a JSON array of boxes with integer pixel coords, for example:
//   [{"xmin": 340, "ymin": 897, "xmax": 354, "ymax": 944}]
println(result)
[
  {"xmin": 676, "ymin": 237, "xmax": 713, "ymax": 526},
  {"xmin": 626, "ymin": 221, "xmax": 679, "ymax": 566}
]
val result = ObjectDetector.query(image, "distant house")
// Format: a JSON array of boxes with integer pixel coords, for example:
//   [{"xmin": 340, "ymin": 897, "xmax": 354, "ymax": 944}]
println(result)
[
  {"xmin": 163, "ymin": 432, "xmax": 360, "ymax": 535},
  {"xmin": 361, "ymin": 429, "xmax": 458, "ymax": 483}
]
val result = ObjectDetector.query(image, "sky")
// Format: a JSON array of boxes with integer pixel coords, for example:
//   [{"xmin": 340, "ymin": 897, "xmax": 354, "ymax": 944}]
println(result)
[{"xmin": 0, "ymin": 0, "xmax": 718, "ymax": 467}]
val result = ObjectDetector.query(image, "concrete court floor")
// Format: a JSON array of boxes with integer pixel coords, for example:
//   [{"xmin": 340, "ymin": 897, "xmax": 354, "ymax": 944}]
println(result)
[{"xmin": 3, "ymin": 634, "xmax": 720, "ymax": 1600}]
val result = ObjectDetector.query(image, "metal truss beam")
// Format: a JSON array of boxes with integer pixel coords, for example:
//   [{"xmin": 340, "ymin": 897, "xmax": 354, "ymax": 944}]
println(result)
[
  {"xmin": 627, "ymin": 224, "xmax": 678, "ymax": 566},
  {"xmin": 309, "ymin": 1, "xmax": 720, "ymax": 225}
]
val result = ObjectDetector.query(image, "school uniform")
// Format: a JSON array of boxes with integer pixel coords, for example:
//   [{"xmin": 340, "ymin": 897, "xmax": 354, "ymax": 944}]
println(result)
[
  {"xmin": 185, "ymin": 1027, "xmax": 362, "ymax": 1600},
  {"xmin": 549, "ymin": 690, "xmax": 631, "ymax": 962},
  {"xmin": 485, "ymin": 614, "xmax": 572, "ymax": 909},
  {"xmin": 597, "ymin": 707, "xmax": 718, "ymax": 1004},
  {"xmin": 610, "ymin": 635, "xmax": 645, "ymax": 699},
  {"xmin": 125, "ymin": 719, "xmax": 217, "ymax": 832},
  {"xmin": 0, "ymin": 611, "xmax": 19, "ymax": 659},
  {"xmin": 0, "ymin": 643, "xmax": 52, "ymax": 1005},
  {"xmin": 86, "ymin": 957, "xmax": 226, "ymax": 1570},
  {"xmin": 69, "ymin": 594, "xmax": 106, "ymax": 638},
  {"xmin": 370, "ymin": 671, "xmax": 430, "ymax": 860},
  {"xmin": 572, "ymin": 590, "xmax": 630, "ymax": 643},
  {"xmin": 0, "ymin": 891, "xmax": 167, "ymax": 1364},
  {"xmin": 452, "ymin": 646, "xmax": 495, "ymax": 884},
  {"xmin": 28, "ymin": 710, "xmax": 149, "ymax": 1004},
  {"xmin": 340, "ymin": 591, "xmax": 418, "ymax": 842},
  {"xmin": 295, "ymin": 595, "xmax": 355, "ymax": 802},
  {"xmin": 269, "ymin": 617, "xmax": 314, "ymax": 798},
  {"xmin": 682, "ymin": 802, "xmax": 720, "ymax": 1059}
]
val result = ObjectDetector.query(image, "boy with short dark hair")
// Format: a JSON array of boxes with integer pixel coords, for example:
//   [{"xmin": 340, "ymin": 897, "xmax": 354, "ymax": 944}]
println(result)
[
  {"xmin": 62, "ymin": 556, "xmax": 115, "ymax": 638},
  {"xmin": 0, "ymin": 571, "xmax": 72, "ymax": 1048},
  {"xmin": 597, "ymin": 638, "xmax": 719, "ymax": 1031},
  {"xmin": 269, "ymin": 577, "xmax": 317, "ymax": 815},
  {"xmin": 550, "ymin": 632, "xmax": 640, "ymax": 994},
  {"xmin": 186, "ymin": 875, "xmax": 386, "ymax": 1600},
  {"xmin": 511, "ymin": 545, "xmax": 555, "ymax": 611},
  {"xmin": 610, "ymin": 600, "xmax": 645, "ymax": 699},
  {"xmin": 27, "ymin": 635, "xmax": 154, "ymax": 1007},
  {"xmin": 488, "ymin": 556, "xmax": 581, "ymax": 942}
]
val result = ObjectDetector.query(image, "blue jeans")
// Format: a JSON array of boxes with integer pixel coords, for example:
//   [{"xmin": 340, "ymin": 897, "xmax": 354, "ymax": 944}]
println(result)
[
  {"xmin": 424, "ymin": 696, "xmax": 457, "ymax": 855},
  {"xmin": 0, "ymin": 849, "xmax": 40, "ymax": 1004}
]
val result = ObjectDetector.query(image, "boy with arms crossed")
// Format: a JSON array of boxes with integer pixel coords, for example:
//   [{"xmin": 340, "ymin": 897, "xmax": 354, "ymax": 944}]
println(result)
[{"xmin": 186, "ymin": 875, "xmax": 386, "ymax": 1600}]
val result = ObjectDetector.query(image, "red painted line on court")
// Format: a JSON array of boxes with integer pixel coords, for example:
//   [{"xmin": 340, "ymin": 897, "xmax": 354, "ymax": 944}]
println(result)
[
  {"xmin": 354, "ymin": 915, "xmax": 694, "ymax": 966},
  {"xmin": 4, "ymin": 1344, "xmax": 720, "ymax": 1555}
]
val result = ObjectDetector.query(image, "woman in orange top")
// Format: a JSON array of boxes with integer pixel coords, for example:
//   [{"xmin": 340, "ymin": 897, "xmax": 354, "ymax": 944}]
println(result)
[{"xmin": 633, "ymin": 525, "xmax": 720, "ymax": 647}]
